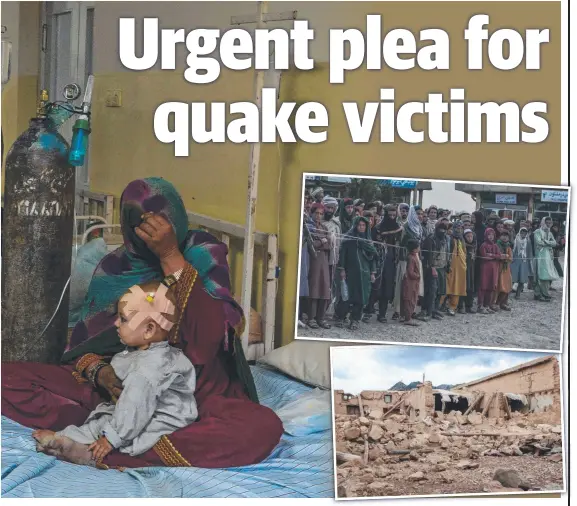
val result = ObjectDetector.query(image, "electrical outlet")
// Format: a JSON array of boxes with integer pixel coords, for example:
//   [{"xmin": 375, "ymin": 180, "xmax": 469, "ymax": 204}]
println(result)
[{"xmin": 105, "ymin": 90, "xmax": 122, "ymax": 107}]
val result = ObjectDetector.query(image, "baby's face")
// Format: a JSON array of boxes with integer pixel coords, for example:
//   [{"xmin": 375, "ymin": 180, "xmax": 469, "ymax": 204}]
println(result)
[{"xmin": 115, "ymin": 301, "xmax": 150, "ymax": 347}]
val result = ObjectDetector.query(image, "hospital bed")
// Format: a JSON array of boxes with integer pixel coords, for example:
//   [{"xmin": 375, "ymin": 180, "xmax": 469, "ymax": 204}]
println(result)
[{"xmin": 1, "ymin": 363, "xmax": 334, "ymax": 498}]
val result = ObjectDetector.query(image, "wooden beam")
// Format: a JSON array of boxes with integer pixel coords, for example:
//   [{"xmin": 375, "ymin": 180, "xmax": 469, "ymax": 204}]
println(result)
[
  {"xmin": 464, "ymin": 392, "xmax": 484, "ymax": 416},
  {"xmin": 362, "ymin": 436, "xmax": 369, "ymax": 465},
  {"xmin": 481, "ymin": 392, "xmax": 496, "ymax": 417},
  {"xmin": 336, "ymin": 452, "xmax": 362, "ymax": 464},
  {"xmin": 502, "ymin": 392, "xmax": 513, "ymax": 419},
  {"xmin": 383, "ymin": 393, "xmax": 407, "ymax": 419},
  {"xmin": 357, "ymin": 394, "xmax": 364, "ymax": 417}
]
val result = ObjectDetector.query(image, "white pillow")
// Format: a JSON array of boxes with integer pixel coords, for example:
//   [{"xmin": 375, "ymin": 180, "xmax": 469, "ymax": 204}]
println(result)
[{"xmin": 257, "ymin": 340, "xmax": 360, "ymax": 389}]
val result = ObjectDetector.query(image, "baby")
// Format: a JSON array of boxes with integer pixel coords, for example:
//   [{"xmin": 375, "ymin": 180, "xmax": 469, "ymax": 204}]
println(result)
[{"xmin": 33, "ymin": 280, "xmax": 197, "ymax": 465}]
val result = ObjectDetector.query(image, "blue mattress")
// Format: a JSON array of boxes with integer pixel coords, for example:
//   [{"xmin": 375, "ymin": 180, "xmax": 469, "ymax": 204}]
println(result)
[{"xmin": 1, "ymin": 365, "xmax": 334, "ymax": 498}]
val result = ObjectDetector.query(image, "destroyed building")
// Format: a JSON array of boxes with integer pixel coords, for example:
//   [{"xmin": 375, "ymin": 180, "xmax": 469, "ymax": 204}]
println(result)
[
  {"xmin": 334, "ymin": 355, "xmax": 564, "ymax": 498},
  {"xmin": 453, "ymin": 355, "xmax": 560, "ymax": 416},
  {"xmin": 334, "ymin": 355, "xmax": 560, "ymax": 422}
]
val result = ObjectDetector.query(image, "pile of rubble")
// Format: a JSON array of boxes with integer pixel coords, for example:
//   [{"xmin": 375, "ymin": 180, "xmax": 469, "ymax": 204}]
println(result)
[{"xmin": 335, "ymin": 410, "xmax": 564, "ymax": 498}]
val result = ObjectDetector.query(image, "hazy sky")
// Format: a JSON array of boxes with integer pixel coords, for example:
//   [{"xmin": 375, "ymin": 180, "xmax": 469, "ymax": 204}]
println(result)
[
  {"xmin": 423, "ymin": 181, "xmax": 476, "ymax": 214},
  {"xmin": 332, "ymin": 346, "xmax": 549, "ymax": 394}
]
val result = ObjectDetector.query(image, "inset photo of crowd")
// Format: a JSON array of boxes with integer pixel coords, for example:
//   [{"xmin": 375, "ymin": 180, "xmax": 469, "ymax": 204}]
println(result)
[{"xmin": 296, "ymin": 174, "xmax": 569, "ymax": 352}]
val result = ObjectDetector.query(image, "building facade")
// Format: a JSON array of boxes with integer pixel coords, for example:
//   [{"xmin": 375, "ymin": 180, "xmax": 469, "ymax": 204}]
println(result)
[
  {"xmin": 334, "ymin": 356, "xmax": 561, "ymax": 421},
  {"xmin": 455, "ymin": 183, "xmax": 568, "ymax": 225},
  {"xmin": 305, "ymin": 176, "xmax": 432, "ymax": 205}
]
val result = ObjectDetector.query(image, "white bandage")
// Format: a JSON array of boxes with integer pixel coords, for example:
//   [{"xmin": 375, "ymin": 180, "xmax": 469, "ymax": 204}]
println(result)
[{"xmin": 121, "ymin": 284, "xmax": 176, "ymax": 332}]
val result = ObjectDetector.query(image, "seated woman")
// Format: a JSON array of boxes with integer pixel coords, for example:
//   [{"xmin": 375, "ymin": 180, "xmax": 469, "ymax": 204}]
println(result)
[{"xmin": 2, "ymin": 177, "xmax": 283, "ymax": 470}]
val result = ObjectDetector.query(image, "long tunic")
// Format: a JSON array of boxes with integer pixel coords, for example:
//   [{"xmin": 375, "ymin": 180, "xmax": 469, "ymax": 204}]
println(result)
[
  {"xmin": 446, "ymin": 239, "xmax": 467, "ymax": 297},
  {"xmin": 496, "ymin": 246, "xmax": 513, "ymax": 293},
  {"xmin": 422, "ymin": 234, "xmax": 449, "ymax": 296},
  {"xmin": 511, "ymin": 242, "xmax": 530, "ymax": 284},
  {"xmin": 394, "ymin": 226, "xmax": 424, "ymax": 311},
  {"xmin": 533, "ymin": 228, "xmax": 559, "ymax": 281},
  {"xmin": 308, "ymin": 222, "xmax": 331, "ymax": 299},
  {"xmin": 402, "ymin": 253, "xmax": 421, "ymax": 303},
  {"xmin": 464, "ymin": 243, "xmax": 476, "ymax": 294},
  {"xmin": 299, "ymin": 232, "xmax": 310, "ymax": 297},
  {"xmin": 479, "ymin": 242, "xmax": 501, "ymax": 291},
  {"xmin": 58, "ymin": 342, "xmax": 197, "ymax": 456},
  {"xmin": 401, "ymin": 253, "xmax": 421, "ymax": 317},
  {"xmin": 324, "ymin": 217, "xmax": 342, "ymax": 267},
  {"xmin": 338, "ymin": 239, "xmax": 376, "ymax": 307}
]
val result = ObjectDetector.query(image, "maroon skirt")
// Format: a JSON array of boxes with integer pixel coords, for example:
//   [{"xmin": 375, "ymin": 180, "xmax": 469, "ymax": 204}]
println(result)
[{"xmin": 2, "ymin": 361, "xmax": 283, "ymax": 469}]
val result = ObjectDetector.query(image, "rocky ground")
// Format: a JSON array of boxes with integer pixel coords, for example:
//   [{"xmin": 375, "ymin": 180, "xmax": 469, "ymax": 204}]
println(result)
[
  {"xmin": 335, "ymin": 410, "xmax": 564, "ymax": 498},
  {"xmin": 298, "ymin": 279, "xmax": 565, "ymax": 351}
]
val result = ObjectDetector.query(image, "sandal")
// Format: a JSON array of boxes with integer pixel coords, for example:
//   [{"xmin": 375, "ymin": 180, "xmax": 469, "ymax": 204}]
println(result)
[
  {"xmin": 318, "ymin": 321, "xmax": 332, "ymax": 329},
  {"xmin": 404, "ymin": 320, "xmax": 420, "ymax": 327},
  {"xmin": 392, "ymin": 312, "xmax": 400, "ymax": 321},
  {"xmin": 377, "ymin": 316, "xmax": 387, "ymax": 323},
  {"xmin": 349, "ymin": 321, "xmax": 359, "ymax": 331},
  {"xmin": 335, "ymin": 319, "xmax": 344, "ymax": 328},
  {"xmin": 500, "ymin": 305, "xmax": 511, "ymax": 312},
  {"xmin": 362, "ymin": 314, "xmax": 372, "ymax": 323},
  {"xmin": 307, "ymin": 321, "xmax": 319, "ymax": 329}
]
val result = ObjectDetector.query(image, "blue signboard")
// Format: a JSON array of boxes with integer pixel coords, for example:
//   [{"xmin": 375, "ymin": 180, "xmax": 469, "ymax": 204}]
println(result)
[
  {"xmin": 381, "ymin": 179, "xmax": 418, "ymax": 189},
  {"xmin": 541, "ymin": 190, "xmax": 568, "ymax": 203},
  {"xmin": 326, "ymin": 176, "xmax": 351, "ymax": 183},
  {"xmin": 495, "ymin": 193, "xmax": 517, "ymax": 205}
]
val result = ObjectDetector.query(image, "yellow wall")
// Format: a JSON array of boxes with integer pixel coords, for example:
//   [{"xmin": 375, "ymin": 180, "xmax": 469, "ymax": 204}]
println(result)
[
  {"xmin": 2, "ymin": 1, "xmax": 562, "ymax": 347},
  {"xmin": 2, "ymin": 75, "xmax": 39, "ymax": 163},
  {"xmin": 1, "ymin": 1, "xmax": 40, "ymax": 189}
]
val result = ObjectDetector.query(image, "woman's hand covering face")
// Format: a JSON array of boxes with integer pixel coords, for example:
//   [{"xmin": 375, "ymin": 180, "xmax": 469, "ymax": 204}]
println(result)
[{"xmin": 135, "ymin": 213, "xmax": 180, "ymax": 261}]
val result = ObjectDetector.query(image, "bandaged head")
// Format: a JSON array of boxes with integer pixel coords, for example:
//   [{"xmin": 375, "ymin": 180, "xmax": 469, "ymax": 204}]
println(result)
[{"xmin": 120, "ymin": 283, "xmax": 176, "ymax": 333}]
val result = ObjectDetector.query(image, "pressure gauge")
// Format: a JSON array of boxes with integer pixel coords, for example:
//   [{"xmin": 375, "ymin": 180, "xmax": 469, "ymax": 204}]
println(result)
[{"xmin": 63, "ymin": 83, "xmax": 81, "ymax": 101}]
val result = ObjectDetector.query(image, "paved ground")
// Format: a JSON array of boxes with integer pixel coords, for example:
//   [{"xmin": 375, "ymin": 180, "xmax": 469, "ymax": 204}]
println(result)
[{"xmin": 297, "ymin": 278, "xmax": 565, "ymax": 351}]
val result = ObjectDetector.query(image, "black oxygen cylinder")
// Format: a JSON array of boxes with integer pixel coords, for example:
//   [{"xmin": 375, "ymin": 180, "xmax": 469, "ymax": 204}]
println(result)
[{"xmin": 1, "ymin": 117, "xmax": 75, "ymax": 363}]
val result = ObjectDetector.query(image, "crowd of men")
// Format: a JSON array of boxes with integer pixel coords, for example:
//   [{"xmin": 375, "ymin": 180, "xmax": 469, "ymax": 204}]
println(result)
[{"xmin": 299, "ymin": 186, "xmax": 565, "ymax": 331}]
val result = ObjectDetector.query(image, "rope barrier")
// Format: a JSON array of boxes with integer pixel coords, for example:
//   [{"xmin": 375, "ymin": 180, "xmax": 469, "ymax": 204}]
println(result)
[{"xmin": 304, "ymin": 223, "xmax": 558, "ymax": 262}]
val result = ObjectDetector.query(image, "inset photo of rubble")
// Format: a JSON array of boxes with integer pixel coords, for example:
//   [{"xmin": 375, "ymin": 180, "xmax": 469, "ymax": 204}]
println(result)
[{"xmin": 331, "ymin": 345, "xmax": 565, "ymax": 499}]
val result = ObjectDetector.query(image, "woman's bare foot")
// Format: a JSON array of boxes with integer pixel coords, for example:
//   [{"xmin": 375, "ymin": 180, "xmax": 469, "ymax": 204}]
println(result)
[{"xmin": 33, "ymin": 431, "xmax": 96, "ymax": 466}]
